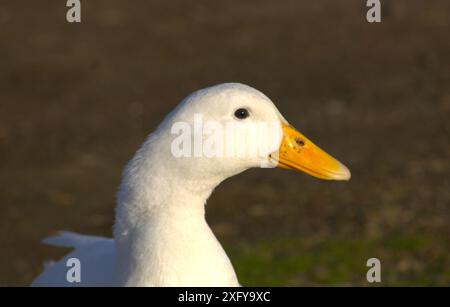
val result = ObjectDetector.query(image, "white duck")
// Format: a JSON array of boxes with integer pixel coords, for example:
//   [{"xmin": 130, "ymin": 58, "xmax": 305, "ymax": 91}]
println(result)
[{"xmin": 32, "ymin": 83, "xmax": 350, "ymax": 287}]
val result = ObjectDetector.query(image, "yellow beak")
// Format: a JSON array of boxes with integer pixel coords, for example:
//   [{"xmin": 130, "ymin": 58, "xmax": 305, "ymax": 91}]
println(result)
[{"xmin": 270, "ymin": 123, "xmax": 351, "ymax": 181}]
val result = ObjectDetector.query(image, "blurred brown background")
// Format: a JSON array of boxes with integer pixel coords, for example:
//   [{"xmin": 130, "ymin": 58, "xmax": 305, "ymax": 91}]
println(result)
[{"xmin": 0, "ymin": 0, "xmax": 449, "ymax": 286}]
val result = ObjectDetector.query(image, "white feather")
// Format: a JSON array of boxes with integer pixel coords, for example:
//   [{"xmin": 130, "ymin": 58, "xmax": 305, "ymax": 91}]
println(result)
[{"xmin": 32, "ymin": 83, "xmax": 284, "ymax": 287}]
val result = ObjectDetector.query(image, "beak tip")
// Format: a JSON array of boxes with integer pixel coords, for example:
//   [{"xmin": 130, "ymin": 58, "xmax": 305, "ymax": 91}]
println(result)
[{"xmin": 337, "ymin": 163, "xmax": 351, "ymax": 181}]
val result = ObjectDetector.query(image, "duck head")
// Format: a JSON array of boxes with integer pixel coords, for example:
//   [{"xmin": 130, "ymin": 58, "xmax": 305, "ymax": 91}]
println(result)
[{"xmin": 153, "ymin": 83, "xmax": 350, "ymax": 182}]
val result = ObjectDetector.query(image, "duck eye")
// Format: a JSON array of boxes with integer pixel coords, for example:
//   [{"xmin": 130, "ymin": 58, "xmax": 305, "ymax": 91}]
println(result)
[{"xmin": 234, "ymin": 108, "xmax": 250, "ymax": 119}]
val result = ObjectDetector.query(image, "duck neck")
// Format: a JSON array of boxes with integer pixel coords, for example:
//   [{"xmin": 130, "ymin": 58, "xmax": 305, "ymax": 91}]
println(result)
[{"xmin": 113, "ymin": 137, "xmax": 239, "ymax": 286}]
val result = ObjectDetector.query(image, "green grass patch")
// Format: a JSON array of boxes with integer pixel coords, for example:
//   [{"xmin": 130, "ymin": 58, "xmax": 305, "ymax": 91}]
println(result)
[{"xmin": 225, "ymin": 234, "xmax": 450, "ymax": 286}]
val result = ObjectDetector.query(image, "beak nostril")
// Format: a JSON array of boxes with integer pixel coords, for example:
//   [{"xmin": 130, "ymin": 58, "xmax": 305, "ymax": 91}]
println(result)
[{"xmin": 295, "ymin": 138, "xmax": 305, "ymax": 147}]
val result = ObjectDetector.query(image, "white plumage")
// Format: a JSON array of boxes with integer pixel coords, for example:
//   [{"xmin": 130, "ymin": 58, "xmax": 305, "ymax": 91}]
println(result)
[{"xmin": 32, "ymin": 83, "xmax": 350, "ymax": 287}]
